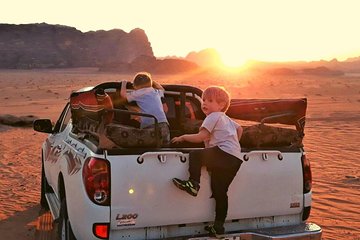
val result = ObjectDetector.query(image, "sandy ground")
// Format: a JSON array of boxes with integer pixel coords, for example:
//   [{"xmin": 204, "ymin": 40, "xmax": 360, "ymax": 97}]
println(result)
[{"xmin": 0, "ymin": 68, "xmax": 359, "ymax": 239}]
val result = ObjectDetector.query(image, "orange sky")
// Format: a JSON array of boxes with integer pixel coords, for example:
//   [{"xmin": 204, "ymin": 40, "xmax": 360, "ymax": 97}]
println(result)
[{"xmin": 2, "ymin": 0, "xmax": 360, "ymax": 67}]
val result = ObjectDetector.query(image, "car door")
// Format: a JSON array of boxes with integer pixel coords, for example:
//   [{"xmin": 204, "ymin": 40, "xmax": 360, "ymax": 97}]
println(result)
[{"xmin": 44, "ymin": 103, "xmax": 72, "ymax": 190}]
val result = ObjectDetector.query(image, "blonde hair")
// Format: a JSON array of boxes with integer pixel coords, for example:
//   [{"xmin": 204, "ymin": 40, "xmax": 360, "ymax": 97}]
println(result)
[
  {"xmin": 202, "ymin": 86, "xmax": 231, "ymax": 112},
  {"xmin": 133, "ymin": 72, "xmax": 152, "ymax": 88}
]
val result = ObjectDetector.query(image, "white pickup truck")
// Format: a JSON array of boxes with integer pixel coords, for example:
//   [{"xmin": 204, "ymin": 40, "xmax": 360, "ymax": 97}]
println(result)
[{"xmin": 33, "ymin": 82, "xmax": 322, "ymax": 240}]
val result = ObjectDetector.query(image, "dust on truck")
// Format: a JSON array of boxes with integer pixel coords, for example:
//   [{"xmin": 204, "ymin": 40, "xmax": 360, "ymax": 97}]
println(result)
[{"xmin": 33, "ymin": 82, "xmax": 322, "ymax": 240}]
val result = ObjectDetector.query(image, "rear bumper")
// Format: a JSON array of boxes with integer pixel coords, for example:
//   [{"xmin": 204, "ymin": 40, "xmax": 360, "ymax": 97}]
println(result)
[{"xmin": 187, "ymin": 223, "xmax": 322, "ymax": 240}]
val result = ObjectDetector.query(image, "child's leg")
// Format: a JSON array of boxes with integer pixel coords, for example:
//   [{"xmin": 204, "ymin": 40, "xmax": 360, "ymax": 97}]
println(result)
[
  {"xmin": 158, "ymin": 122, "xmax": 170, "ymax": 145},
  {"xmin": 208, "ymin": 148, "xmax": 242, "ymax": 231},
  {"xmin": 211, "ymin": 170, "xmax": 237, "ymax": 224},
  {"xmin": 172, "ymin": 147, "xmax": 217, "ymax": 197},
  {"xmin": 188, "ymin": 146, "xmax": 224, "ymax": 182},
  {"xmin": 188, "ymin": 149, "xmax": 206, "ymax": 183}
]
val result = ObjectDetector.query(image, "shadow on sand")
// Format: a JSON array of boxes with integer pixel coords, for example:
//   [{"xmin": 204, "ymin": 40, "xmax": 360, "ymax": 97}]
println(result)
[{"xmin": 0, "ymin": 205, "xmax": 57, "ymax": 240}]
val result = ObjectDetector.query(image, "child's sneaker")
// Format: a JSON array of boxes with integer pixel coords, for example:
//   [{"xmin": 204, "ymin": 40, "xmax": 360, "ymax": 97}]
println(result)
[
  {"xmin": 172, "ymin": 178, "xmax": 200, "ymax": 197},
  {"xmin": 204, "ymin": 225, "xmax": 225, "ymax": 238}
]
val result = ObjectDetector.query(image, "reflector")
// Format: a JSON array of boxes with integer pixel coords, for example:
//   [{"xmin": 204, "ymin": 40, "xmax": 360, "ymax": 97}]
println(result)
[{"xmin": 93, "ymin": 223, "xmax": 109, "ymax": 239}]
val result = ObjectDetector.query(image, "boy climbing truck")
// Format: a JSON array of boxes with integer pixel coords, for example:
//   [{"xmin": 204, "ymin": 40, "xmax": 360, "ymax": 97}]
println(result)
[{"xmin": 33, "ymin": 82, "xmax": 322, "ymax": 240}]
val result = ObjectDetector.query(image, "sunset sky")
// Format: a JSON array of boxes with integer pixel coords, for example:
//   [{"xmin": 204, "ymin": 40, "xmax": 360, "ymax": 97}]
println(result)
[{"xmin": 2, "ymin": 0, "xmax": 360, "ymax": 66}]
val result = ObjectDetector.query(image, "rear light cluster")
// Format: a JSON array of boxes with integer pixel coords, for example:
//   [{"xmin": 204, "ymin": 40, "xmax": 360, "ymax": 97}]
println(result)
[
  {"xmin": 83, "ymin": 157, "xmax": 110, "ymax": 206},
  {"xmin": 301, "ymin": 153, "xmax": 312, "ymax": 193}
]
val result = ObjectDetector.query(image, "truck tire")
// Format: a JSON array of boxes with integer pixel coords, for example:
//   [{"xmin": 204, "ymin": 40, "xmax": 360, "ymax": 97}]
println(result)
[
  {"xmin": 58, "ymin": 198, "xmax": 77, "ymax": 240},
  {"xmin": 40, "ymin": 161, "xmax": 51, "ymax": 208}
]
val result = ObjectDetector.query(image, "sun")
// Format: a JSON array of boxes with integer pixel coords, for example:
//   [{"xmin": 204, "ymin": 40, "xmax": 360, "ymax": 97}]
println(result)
[{"xmin": 219, "ymin": 52, "xmax": 249, "ymax": 68}]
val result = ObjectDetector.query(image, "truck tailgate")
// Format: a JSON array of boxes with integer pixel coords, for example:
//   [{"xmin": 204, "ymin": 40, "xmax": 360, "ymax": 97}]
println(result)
[{"xmin": 107, "ymin": 150, "xmax": 304, "ymax": 230}]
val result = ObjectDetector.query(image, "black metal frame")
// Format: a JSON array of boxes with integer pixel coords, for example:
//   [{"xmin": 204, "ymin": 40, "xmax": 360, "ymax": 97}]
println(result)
[{"xmin": 106, "ymin": 109, "xmax": 161, "ymax": 148}]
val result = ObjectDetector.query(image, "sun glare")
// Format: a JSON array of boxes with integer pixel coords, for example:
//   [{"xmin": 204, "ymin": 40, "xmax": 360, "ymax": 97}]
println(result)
[{"xmin": 219, "ymin": 52, "xmax": 249, "ymax": 68}]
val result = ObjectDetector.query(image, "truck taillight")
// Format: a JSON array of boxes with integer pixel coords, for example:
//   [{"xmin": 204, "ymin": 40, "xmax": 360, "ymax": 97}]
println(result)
[
  {"xmin": 301, "ymin": 153, "xmax": 312, "ymax": 193},
  {"xmin": 83, "ymin": 157, "xmax": 110, "ymax": 206}
]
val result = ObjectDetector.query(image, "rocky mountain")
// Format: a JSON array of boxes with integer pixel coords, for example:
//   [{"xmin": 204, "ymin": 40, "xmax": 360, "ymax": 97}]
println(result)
[
  {"xmin": 99, "ymin": 55, "xmax": 199, "ymax": 74},
  {"xmin": 1, "ymin": 23, "xmax": 358, "ymax": 74},
  {"xmin": 185, "ymin": 48, "xmax": 222, "ymax": 67},
  {"xmin": 0, "ymin": 23, "xmax": 154, "ymax": 68},
  {"xmin": 249, "ymin": 57, "xmax": 360, "ymax": 76},
  {"xmin": 345, "ymin": 56, "xmax": 360, "ymax": 62}
]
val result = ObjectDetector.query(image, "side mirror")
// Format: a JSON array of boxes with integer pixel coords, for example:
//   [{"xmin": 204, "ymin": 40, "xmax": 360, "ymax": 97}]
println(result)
[{"xmin": 33, "ymin": 119, "xmax": 53, "ymax": 133}]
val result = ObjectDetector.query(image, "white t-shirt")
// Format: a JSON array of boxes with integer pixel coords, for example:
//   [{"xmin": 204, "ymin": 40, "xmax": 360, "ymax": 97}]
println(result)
[
  {"xmin": 201, "ymin": 112, "xmax": 242, "ymax": 160},
  {"xmin": 127, "ymin": 87, "xmax": 168, "ymax": 128}
]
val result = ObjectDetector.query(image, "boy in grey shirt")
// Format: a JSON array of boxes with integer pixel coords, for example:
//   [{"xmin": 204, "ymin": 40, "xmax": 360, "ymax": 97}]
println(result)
[
  {"xmin": 120, "ymin": 72, "xmax": 170, "ymax": 145},
  {"xmin": 172, "ymin": 86, "xmax": 243, "ymax": 237}
]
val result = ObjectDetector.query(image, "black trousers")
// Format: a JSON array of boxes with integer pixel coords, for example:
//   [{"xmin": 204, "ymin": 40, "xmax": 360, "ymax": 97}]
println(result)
[{"xmin": 188, "ymin": 146, "xmax": 242, "ymax": 223}]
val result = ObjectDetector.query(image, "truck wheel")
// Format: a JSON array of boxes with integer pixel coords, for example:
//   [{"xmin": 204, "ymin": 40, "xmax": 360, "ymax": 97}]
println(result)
[
  {"xmin": 40, "ymin": 161, "xmax": 51, "ymax": 208},
  {"xmin": 58, "ymin": 198, "xmax": 77, "ymax": 240}
]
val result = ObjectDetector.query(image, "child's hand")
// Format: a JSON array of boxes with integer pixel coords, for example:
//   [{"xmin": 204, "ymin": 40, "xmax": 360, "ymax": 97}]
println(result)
[
  {"xmin": 171, "ymin": 136, "xmax": 184, "ymax": 144},
  {"xmin": 120, "ymin": 80, "xmax": 128, "ymax": 99}
]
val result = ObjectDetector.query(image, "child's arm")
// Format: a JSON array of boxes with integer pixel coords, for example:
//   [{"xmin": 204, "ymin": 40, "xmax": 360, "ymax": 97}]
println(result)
[
  {"xmin": 120, "ymin": 80, "xmax": 128, "ymax": 101},
  {"xmin": 171, "ymin": 128, "xmax": 210, "ymax": 143},
  {"xmin": 152, "ymin": 80, "xmax": 164, "ymax": 90},
  {"xmin": 237, "ymin": 126, "xmax": 243, "ymax": 141}
]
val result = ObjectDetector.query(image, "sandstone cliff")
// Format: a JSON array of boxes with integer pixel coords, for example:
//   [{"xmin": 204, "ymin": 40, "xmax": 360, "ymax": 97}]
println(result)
[
  {"xmin": 185, "ymin": 48, "xmax": 222, "ymax": 67},
  {"xmin": 0, "ymin": 23, "xmax": 154, "ymax": 69},
  {"xmin": 100, "ymin": 55, "xmax": 199, "ymax": 74}
]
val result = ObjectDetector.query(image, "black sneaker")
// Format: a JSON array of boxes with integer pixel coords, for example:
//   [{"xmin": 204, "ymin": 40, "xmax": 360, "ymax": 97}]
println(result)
[
  {"xmin": 204, "ymin": 225, "xmax": 225, "ymax": 238},
  {"xmin": 172, "ymin": 178, "xmax": 200, "ymax": 197}
]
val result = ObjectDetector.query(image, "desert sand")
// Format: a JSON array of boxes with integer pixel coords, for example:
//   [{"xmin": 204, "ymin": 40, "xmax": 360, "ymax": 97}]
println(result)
[{"xmin": 0, "ymin": 68, "xmax": 359, "ymax": 240}]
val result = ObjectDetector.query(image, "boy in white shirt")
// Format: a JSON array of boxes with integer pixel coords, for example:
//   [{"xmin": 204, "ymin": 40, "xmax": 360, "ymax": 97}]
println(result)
[
  {"xmin": 120, "ymin": 72, "xmax": 170, "ymax": 145},
  {"xmin": 172, "ymin": 86, "xmax": 243, "ymax": 238}
]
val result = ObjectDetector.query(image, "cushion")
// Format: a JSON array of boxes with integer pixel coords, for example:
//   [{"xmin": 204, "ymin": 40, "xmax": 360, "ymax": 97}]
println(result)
[
  {"xmin": 240, "ymin": 124, "xmax": 303, "ymax": 148},
  {"xmin": 106, "ymin": 123, "xmax": 160, "ymax": 148}
]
